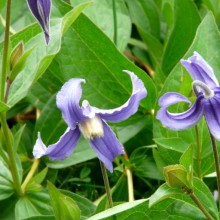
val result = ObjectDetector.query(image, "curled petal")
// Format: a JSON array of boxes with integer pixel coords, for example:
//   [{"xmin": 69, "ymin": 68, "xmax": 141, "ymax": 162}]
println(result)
[
  {"xmin": 89, "ymin": 121, "xmax": 125, "ymax": 172},
  {"xmin": 33, "ymin": 132, "xmax": 47, "ymax": 158},
  {"xmin": 33, "ymin": 127, "xmax": 81, "ymax": 160},
  {"xmin": 56, "ymin": 79, "xmax": 89, "ymax": 129},
  {"xmin": 93, "ymin": 70, "xmax": 147, "ymax": 122},
  {"xmin": 156, "ymin": 92, "xmax": 204, "ymax": 130},
  {"xmin": 158, "ymin": 92, "xmax": 191, "ymax": 107},
  {"xmin": 181, "ymin": 52, "xmax": 219, "ymax": 88},
  {"xmin": 27, "ymin": 0, "xmax": 51, "ymax": 44},
  {"xmin": 204, "ymin": 91, "xmax": 220, "ymax": 140}
]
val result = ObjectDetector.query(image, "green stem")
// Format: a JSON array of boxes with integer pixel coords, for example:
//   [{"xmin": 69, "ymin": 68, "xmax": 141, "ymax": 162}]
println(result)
[
  {"xmin": 0, "ymin": 0, "xmax": 11, "ymax": 101},
  {"xmin": 0, "ymin": 113, "xmax": 23, "ymax": 196},
  {"xmin": 209, "ymin": 132, "xmax": 220, "ymax": 211},
  {"xmin": 195, "ymin": 125, "xmax": 202, "ymax": 179},
  {"xmin": 21, "ymin": 159, "xmax": 40, "ymax": 193},
  {"xmin": 125, "ymin": 167, "xmax": 135, "ymax": 202},
  {"xmin": 185, "ymin": 188, "xmax": 214, "ymax": 220},
  {"xmin": 100, "ymin": 161, "xmax": 113, "ymax": 208},
  {"xmin": 112, "ymin": 0, "xmax": 117, "ymax": 45}
]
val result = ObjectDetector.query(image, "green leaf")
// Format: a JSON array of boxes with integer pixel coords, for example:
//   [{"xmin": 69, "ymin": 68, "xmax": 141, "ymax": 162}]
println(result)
[
  {"xmin": 6, "ymin": 1, "xmax": 89, "ymax": 107},
  {"xmin": 88, "ymin": 198, "xmax": 207, "ymax": 220},
  {"xmin": 149, "ymin": 183, "xmax": 183, "ymax": 207},
  {"xmin": 162, "ymin": 0, "xmax": 201, "ymax": 75},
  {"xmin": 15, "ymin": 191, "xmax": 54, "ymax": 220},
  {"xmin": 60, "ymin": 190, "xmax": 96, "ymax": 219},
  {"xmin": 149, "ymin": 178, "xmax": 218, "ymax": 220},
  {"xmin": 0, "ymin": 100, "xmax": 10, "ymax": 113},
  {"xmin": 71, "ymin": 0, "xmax": 131, "ymax": 51},
  {"xmin": 126, "ymin": 0, "xmax": 163, "ymax": 65},
  {"xmin": 48, "ymin": 182, "xmax": 80, "ymax": 220},
  {"xmin": 0, "ymin": 159, "xmax": 14, "ymax": 200}
]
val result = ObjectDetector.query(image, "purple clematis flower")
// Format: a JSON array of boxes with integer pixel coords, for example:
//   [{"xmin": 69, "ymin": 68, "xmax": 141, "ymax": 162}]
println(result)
[
  {"xmin": 33, "ymin": 70, "xmax": 147, "ymax": 172},
  {"xmin": 157, "ymin": 52, "xmax": 220, "ymax": 140},
  {"xmin": 27, "ymin": 0, "xmax": 51, "ymax": 44}
]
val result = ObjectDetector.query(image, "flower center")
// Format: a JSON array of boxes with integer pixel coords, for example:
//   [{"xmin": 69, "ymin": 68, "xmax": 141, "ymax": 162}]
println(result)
[
  {"xmin": 79, "ymin": 116, "xmax": 104, "ymax": 140},
  {"xmin": 192, "ymin": 80, "xmax": 214, "ymax": 99}
]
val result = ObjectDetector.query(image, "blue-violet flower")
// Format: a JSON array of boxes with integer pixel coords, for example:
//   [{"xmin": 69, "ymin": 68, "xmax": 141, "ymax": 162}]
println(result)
[
  {"xmin": 33, "ymin": 70, "xmax": 147, "ymax": 172},
  {"xmin": 157, "ymin": 52, "xmax": 220, "ymax": 140},
  {"xmin": 27, "ymin": 0, "xmax": 51, "ymax": 44}
]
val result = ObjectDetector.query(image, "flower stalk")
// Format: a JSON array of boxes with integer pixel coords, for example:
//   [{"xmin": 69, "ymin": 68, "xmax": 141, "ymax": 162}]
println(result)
[
  {"xmin": 0, "ymin": 113, "xmax": 23, "ymax": 196},
  {"xmin": 100, "ymin": 161, "xmax": 113, "ymax": 208},
  {"xmin": 0, "ymin": 0, "xmax": 11, "ymax": 101},
  {"xmin": 184, "ymin": 187, "xmax": 214, "ymax": 220},
  {"xmin": 209, "ymin": 132, "xmax": 220, "ymax": 211},
  {"xmin": 21, "ymin": 158, "xmax": 40, "ymax": 193}
]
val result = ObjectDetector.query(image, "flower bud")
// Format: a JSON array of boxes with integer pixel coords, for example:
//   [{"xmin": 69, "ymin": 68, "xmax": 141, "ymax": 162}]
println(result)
[
  {"xmin": 10, "ymin": 42, "xmax": 24, "ymax": 71},
  {"xmin": 163, "ymin": 164, "xmax": 190, "ymax": 188}
]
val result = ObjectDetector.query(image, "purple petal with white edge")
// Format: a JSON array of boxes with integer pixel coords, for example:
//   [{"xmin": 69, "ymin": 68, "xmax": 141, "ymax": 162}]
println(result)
[
  {"xmin": 156, "ymin": 92, "xmax": 204, "ymax": 130},
  {"xmin": 33, "ymin": 132, "xmax": 47, "ymax": 158},
  {"xmin": 92, "ymin": 70, "xmax": 147, "ymax": 122},
  {"xmin": 158, "ymin": 92, "xmax": 191, "ymax": 107},
  {"xmin": 181, "ymin": 52, "xmax": 219, "ymax": 89},
  {"xmin": 89, "ymin": 120, "xmax": 125, "ymax": 172},
  {"xmin": 56, "ymin": 79, "xmax": 89, "ymax": 129},
  {"xmin": 33, "ymin": 127, "xmax": 81, "ymax": 160},
  {"xmin": 27, "ymin": 0, "xmax": 51, "ymax": 44},
  {"xmin": 204, "ymin": 91, "xmax": 220, "ymax": 140},
  {"xmin": 45, "ymin": 127, "xmax": 81, "ymax": 160}
]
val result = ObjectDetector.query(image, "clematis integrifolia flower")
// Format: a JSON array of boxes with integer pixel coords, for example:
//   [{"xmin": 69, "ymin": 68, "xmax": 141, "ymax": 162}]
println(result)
[
  {"xmin": 27, "ymin": 0, "xmax": 51, "ymax": 44},
  {"xmin": 157, "ymin": 52, "xmax": 220, "ymax": 140},
  {"xmin": 33, "ymin": 70, "xmax": 147, "ymax": 172}
]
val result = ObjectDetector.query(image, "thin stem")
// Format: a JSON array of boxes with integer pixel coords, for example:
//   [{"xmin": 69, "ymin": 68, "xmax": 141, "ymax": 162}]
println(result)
[
  {"xmin": 4, "ymin": 78, "xmax": 11, "ymax": 103},
  {"xmin": 209, "ymin": 132, "xmax": 220, "ymax": 211},
  {"xmin": 125, "ymin": 167, "xmax": 135, "ymax": 202},
  {"xmin": 21, "ymin": 158, "xmax": 40, "ymax": 193},
  {"xmin": 0, "ymin": 113, "xmax": 23, "ymax": 196},
  {"xmin": 112, "ymin": 0, "xmax": 117, "ymax": 45},
  {"xmin": 186, "ymin": 188, "xmax": 215, "ymax": 220},
  {"xmin": 0, "ymin": 0, "xmax": 11, "ymax": 101},
  {"xmin": 123, "ymin": 152, "xmax": 135, "ymax": 202},
  {"xmin": 99, "ymin": 161, "xmax": 113, "ymax": 208},
  {"xmin": 195, "ymin": 125, "xmax": 202, "ymax": 179}
]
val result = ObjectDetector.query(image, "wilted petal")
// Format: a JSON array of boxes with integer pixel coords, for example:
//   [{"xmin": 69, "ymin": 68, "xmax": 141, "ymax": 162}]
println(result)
[
  {"xmin": 181, "ymin": 52, "xmax": 219, "ymax": 89},
  {"xmin": 93, "ymin": 70, "xmax": 147, "ymax": 122},
  {"xmin": 27, "ymin": 0, "xmax": 51, "ymax": 44},
  {"xmin": 33, "ymin": 127, "xmax": 81, "ymax": 160},
  {"xmin": 204, "ymin": 91, "xmax": 220, "ymax": 140},
  {"xmin": 56, "ymin": 79, "xmax": 89, "ymax": 129},
  {"xmin": 33, "ymin": 132, "xmax": 47, "ymax": 158},
  {"xmin": 89, "ymin": 121, "xmax": 125, "ymax": 172},
  {"xmin": 157, "ymin": 92, "xmax": 204, "ymax": 130}
]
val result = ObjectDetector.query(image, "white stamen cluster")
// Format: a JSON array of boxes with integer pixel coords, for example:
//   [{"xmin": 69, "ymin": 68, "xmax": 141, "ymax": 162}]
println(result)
[{"xmin": 79, "ymin": 116, "xmax": 104, "ymax": 140}]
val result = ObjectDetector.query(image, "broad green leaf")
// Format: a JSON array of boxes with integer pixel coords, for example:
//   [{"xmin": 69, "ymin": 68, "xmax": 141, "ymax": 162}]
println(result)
[
  {"xmin": 60, "ymin": 190, "xmax": 96, "ymax": 219},
  {"xmin": 56, "ymin": 14, "xmax": 156, "ymax": 111},
  {"xmin": 21, "ymin": 216, "xmax": 54, "ymax": 220},
  {"xmin": 126, "ymin": 0, "xmax": 163, "ymax": 65},
  {"xmin": 6, "ymin": 1, "xmax": 89, "ymax": 107},
  {"xmin": 0, "ymin": 195, "xmax": 17, "ymax": 220},
  {"xmin": 88, "ymin": 198, "xmax": 207, "ymax": 220},
  {"xmin": 153, "ymin": 14, "xmax": 220, "ymax": 177},
  {"xmin": 71, "ymin": 0, "xmax": 131, "ymax": 51},
  {"xmin": 48, "ymin": 182, "xmax": 80, "ymax": 220},
  {"xmin": 162, "ymin": 0, "xmax": 201, "ymax": 75},
  {"xmin": 0, "ymin": 159, "xmax": 14, "ymax": 200},
  {"xmin": 15, "ymin": 191, "xmax": 54, "ymax": 220},
  {"xmin": 130, "ymin": 145, "xmax": 163, "ymax": 180},
  {"xmin": 150, "ymin": 178, "xmax": 218, "ymax": 220}
]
